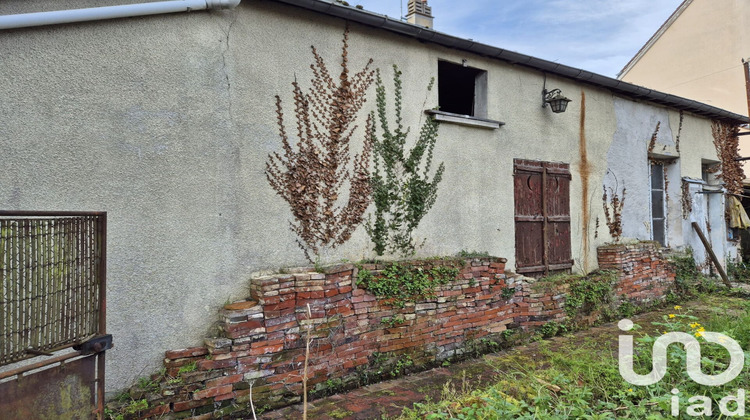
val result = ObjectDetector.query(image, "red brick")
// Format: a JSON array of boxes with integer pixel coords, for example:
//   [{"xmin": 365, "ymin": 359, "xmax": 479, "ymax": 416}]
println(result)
[
  {"xmin": 165, "ymin": 347, "xmax": 209, "ymax": 360},
  {"xmin": 223, "ymin": 319, "xmax": 263, "ymax": 333},
  {"xmin": 197, "ymin": 358, "xmax": 236, "ymax": 371},
  {"xmin": 173, "ymin": 398, "xmax": 211, "ymax": 412},
  {"xmin": 249, "ymin": 343, "xmax": 284, "ymax": 355},
  {"xmin": 193, "ymin": 384, "xmax": 233, "ymax": 400}
]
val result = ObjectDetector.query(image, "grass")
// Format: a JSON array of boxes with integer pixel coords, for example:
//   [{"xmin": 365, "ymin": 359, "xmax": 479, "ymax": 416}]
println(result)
[{"xmin": 394, "ymin": 294, "xmax": 750, "ymax": 419}]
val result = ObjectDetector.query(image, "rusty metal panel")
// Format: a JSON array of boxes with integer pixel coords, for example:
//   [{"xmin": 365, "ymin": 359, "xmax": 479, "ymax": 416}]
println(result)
[
  {"xmin": 0, "ymin": 354, "xmax": 97, "ymax": 420},
  {"xmin": 0, "ymin": 213, "xmax": 105, "ymax": 366},
  {"xmin": 514, "ymin": 160, "xmax": 572, "ymax": 277}
]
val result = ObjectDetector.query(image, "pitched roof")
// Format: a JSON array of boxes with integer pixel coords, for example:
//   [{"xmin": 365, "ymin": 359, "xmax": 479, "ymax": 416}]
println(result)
[
  {"xmin": 269, "ymin": 0, "xmax": 747, "ymax": 124},
  {"xmin": 617, "ymin": 0, "xmax": 692, "ymax": 79}
]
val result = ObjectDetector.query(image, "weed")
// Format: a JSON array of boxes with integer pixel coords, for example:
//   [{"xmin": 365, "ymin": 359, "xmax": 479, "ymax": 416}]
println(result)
[
  {"xmin": 727, "ymin": 258, "xmax": 750, "ymax": 282},
  {"xmin": 618, "ymin": 300, "xmax": 637, "ymax": 318},
  {"xmin": 501, "ymin": 286, "xmax": 516, "ymax": 300},
  {"xmin": 456, "ymin": 250, "xmax": 491, "ymax": 258},
  {"xmin": 391, "ymin": 355, "xmax": 413, "ymax": 377},
  {"xmin": 538, "ymin": 320, "xmax": 568, "ymax": 338},
  {"xmin": 381, "ymin": 316, "xmax": 405, "ymax": 328},
  {"xmin": 177, "ymin": 361, "xmax": 197, "ymax": 375},
  {"xmin": 562, "ymin": 270, "xmax": 616, "ymax": 318},
  {"xmin": 356, "ymin": 261, "xmax": 460, "ymax": 308},
  {"xmin": 136, "ymin": 376, "xmax": 159, "ymax": 393},
  {"xmin": 124, "ymin": 399, "xmax": 148, "ymax": 415},
  {"xmin": 330, "ymin": 408, "xmax": 354, "ymax": 418}
]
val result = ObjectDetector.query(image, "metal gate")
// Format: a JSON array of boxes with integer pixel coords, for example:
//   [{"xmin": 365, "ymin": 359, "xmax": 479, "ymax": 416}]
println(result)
[
  {"xmin": 513, "ymin": 160, "xmax": 573, "ymax": 277},
  {"xmin": 0, "ymin": 211, "xmax": 110, "ymax": 419}
]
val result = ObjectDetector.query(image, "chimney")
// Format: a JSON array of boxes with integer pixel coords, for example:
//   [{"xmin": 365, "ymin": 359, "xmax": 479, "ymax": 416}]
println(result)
[{"xmin": 406, "ymin": 0, "xmax": 433, "ymax": 29}]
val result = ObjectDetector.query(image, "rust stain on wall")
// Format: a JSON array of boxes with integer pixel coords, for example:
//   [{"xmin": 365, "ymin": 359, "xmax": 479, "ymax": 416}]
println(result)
[{"xmin": 579, "ymin": 91, "xmax": 590, "ymax": 270}]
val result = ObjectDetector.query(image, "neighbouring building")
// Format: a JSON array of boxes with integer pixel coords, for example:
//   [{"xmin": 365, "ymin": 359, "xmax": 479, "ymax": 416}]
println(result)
[
  {"xmin": 0, "ymin": 0, "xmax": 747, "ymax": 398},
  {"xmin": 618, "ymin": 0, "xmax": 750, "ymax": 156}
]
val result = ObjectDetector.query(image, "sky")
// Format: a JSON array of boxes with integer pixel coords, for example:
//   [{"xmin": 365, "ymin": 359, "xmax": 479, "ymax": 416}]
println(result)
[{"xmin": 349, "ymin": 0, "xmax": 684, "ymax": 78}]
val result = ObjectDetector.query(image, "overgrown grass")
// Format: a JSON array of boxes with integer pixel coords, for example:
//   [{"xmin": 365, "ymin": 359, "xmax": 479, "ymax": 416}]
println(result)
[{"xmin": 396, "ymin": 295, "xmax": 750, "ymax": 419}]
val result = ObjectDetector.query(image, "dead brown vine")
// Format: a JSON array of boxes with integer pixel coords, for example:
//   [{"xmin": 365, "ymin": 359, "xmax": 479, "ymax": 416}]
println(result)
[
  {"xmin": 711, "ymin": 120, "xmax": 744, "ymax": 195},
  {"xmin": 675, "ymin": 111, "xmax": 683, "ymax": 153},
  {"xmin": 681, "ymin": 180, "xmax": 692, "ymax": 220},
  {"xmin": 647, "ymin": 121, "xmax": 661, "ymax": 154},
  {"xmin": 266, "ymin": 25, "xmax": 376, "ymax": 261},
  {"xmin": 602, "ymin": 174, "xmax": 626, "ymax": 241}
]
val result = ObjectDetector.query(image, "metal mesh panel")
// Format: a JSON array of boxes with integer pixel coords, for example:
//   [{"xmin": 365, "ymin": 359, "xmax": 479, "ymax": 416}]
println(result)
[{"xmin": 0, "ymin": 213, "xmax": 105, "ymax": 366}]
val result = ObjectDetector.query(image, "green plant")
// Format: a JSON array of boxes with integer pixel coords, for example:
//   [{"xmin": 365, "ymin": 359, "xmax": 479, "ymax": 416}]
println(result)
[
  {"xmin": 381, "ymin": 316, "xmax": 405, "ymax": 328},
  {"xmin": 104, "ymin": 408, "xmax": 124, "ymax": 420},
  {"xmin": 136, "ymin": 376, "xmax": 159, "ymax": 393},
  {"xmin": 539, "ymin": 320, "xmax": 568, "ymax": 338},
  {"xmin": 669, "ymin": 249, "xmax": 721, "ymax": 297},
  {"xmin": 124, "ymin": 399, "xmax": 148, "ymax": 415},
  {"xmin": 177, "ymin": 361, "xmax": 197, "ymax": 375},
  {"xmin": 166, "ymin": 377, "xmax": 183, "ymax": 385},
  {"xmin": 366, "ymin": 64, "xmax": 444, "ymax": 257},
  {"xmin": 456, "ymin": 250, "xmax": 490, "ymax": 258},
  {"xmin": 266, "ymin": 25, "xmax": 375, "ymax": 262},
  {"xmin": 356, "ymin": 261, "xmax": 459, "ymax": 308},
  {"xmin": 618, "ymin": 300, "xmax": 637, "ymax": 318},
  {"xmin": 500, "ymin": 329, "xmax": 515, "ymax": 341},
  {"xmin": 501, "ymin": 286, "xmax": 516, "ymax": 300},
  {"xmin": 562, "ymin": 270, "xmax": 616, "ymax": 318},
  {"xmin": 727, "ymin": 258, "xmax": 750, "ymax": 282},
  {"xmin": 391, "ymin": 354, "xmax": 414, "ymax": 377}
]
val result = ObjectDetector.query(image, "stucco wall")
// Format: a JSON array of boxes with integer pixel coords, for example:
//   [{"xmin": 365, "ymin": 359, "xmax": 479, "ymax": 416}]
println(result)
[{"xmin": 0, "ymin": 1, "xmax": 730, "ymax": 392}]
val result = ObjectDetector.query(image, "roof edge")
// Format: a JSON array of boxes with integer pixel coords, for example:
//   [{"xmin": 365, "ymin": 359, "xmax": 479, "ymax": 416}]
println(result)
[{"xmin": 268, "ymin": 0, "xmax": 748, "ymax": 124}]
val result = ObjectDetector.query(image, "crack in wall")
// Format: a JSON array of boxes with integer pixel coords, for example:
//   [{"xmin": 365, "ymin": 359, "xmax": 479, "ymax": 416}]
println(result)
[{"xmin": 218, "ymin": 12, "xmax": 238, "ymax": 121}]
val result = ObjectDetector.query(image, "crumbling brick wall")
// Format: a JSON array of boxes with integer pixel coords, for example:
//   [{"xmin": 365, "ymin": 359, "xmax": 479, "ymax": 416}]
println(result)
[{"xmin": 115, "ymin": 246, "xmax": 674, "ymax": 419}]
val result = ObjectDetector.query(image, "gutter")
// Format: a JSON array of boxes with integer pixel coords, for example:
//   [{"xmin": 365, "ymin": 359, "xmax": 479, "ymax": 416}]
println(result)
[
  {"xmin": 270, "ymin": 0, "xmax": 749, "ymax": 124},
  {"xmin": 0, "ymin": 0, "xmax": 241, "ymax": 30}
]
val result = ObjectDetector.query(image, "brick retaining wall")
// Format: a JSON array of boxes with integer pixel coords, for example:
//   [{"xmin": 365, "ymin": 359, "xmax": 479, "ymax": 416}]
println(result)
[
  {"xmin": 114, "ymin": 243, "xmax": 675, "ymax": 419},
  {"xmin": 598, "ymin": 241, "xmax": 676, "ymax": 303}
]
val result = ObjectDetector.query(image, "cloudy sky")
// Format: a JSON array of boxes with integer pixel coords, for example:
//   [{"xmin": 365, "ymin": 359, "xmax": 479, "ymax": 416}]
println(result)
[{"xmin": 350, "ymin": 0, "xmax": 684, "ymax": 77}]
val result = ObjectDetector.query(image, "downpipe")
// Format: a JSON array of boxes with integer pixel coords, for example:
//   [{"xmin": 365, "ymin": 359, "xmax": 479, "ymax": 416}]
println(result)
[{"xmin": 0, "ymin": 0, "xmax": 241, "ymax": 30}]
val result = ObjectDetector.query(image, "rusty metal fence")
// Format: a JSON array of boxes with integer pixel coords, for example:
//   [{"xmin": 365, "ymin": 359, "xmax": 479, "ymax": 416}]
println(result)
[{"xmin": 0, "ymin": 211, "xmax": 107, "ymax": 366}]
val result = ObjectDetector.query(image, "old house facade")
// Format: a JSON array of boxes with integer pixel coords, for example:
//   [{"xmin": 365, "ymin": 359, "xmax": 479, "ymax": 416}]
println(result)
[{"xmin": 0, "ymin": 0, "xmax": 747, "ymax": 395}]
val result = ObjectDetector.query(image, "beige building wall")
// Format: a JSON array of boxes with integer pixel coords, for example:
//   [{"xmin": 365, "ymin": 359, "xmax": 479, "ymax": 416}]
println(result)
[
  {"xmin": 0, "ymin": 0, "xmax": 736, "ymax": 392},
  {"xmin": 620, "ymin": 0, "xmax": 750, "ymax": 117},
  {"xmin": 619, "ymin": 0, "xmax": 750, "ymax": 161}
]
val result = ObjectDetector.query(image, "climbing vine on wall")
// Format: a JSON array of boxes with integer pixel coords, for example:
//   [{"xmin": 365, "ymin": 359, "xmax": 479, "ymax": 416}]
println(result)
[
  {"xmin": 602, "ymin": 173, "xmax": 626, "ymax": 241},
  {"xmin": 711, "ymin": 120, "xmax": 744, "ymax": 195},
  {"xmin": 266, "ymin": 26, "xmax": 376, "ymax": 261},
  {"xmin": 675, "ymin": 111, "xmax": 684, "ymax": 153},
  {"xmin": 366, "ymin": 65, "xmax": 444, "ymax": 256},
  {"xmin": 681, "ymin": 180, "xmax": 693, "ymax": 220},
  {"xmin": 647, "ymin": 121, "xmax": 661, "ymax": 154}
]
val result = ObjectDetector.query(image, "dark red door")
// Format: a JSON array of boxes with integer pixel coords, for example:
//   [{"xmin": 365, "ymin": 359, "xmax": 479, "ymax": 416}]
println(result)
[{"xmin": 514, "ymin": 159, "xmax": 573, "ymax": 277}]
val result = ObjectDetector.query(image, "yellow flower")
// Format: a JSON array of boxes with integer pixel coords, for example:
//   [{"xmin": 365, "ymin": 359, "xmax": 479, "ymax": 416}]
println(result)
[
  {"xmin": 674, "ymin": 305, "xmax": 682, "ymax": 310},
  {"xmin": 690, "ymin": 322, "xmax": 701, "ymax": 329},
  {"xmin": 628, "ymin": 388, "xmax": 633, "ymax": 393},
  {"xmin": 695, "ymin": 331, "xmax": 704, "ymax": 337},
  {"xmin": 697, "ymin": 327, "xmax": 705, "ymax": 332},
  {"xmin": 668, "ymin": 314, "xmax": 675, "ymax": 318}
]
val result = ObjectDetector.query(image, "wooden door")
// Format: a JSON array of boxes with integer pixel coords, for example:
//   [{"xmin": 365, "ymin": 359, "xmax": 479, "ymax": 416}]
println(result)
[{"xmin": 513, "ymin": 159, "xmax": 573, "ymax": 277}]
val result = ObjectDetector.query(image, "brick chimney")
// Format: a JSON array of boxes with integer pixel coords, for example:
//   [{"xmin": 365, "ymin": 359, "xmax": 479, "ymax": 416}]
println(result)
[{"xmin": 406, "ymin": 0, "xmax": 433, "ymax": 29}]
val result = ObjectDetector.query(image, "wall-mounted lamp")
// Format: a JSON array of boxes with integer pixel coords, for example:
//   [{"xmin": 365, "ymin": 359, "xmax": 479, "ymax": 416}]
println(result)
[{"xmin": 542, "ymin": 88, "xmax": 572, "ymax": 113}]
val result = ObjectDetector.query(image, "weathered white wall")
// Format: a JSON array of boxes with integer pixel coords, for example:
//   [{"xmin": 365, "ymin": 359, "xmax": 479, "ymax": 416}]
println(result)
[{"xmin": 0, "ymin": 0, "xmax": 732, "ymax": 392}]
